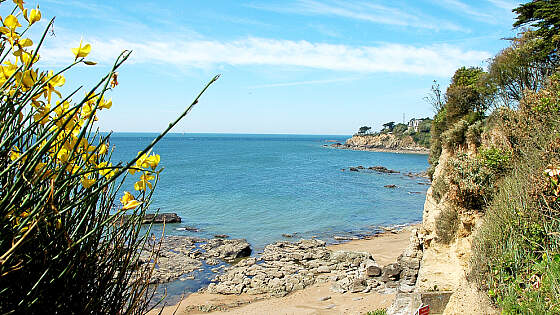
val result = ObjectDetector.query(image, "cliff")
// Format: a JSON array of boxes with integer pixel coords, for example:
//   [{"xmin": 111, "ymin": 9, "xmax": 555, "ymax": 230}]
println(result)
[{"xmin": 332, "ymin": 134, "xmax": 429, "ymax": 154}]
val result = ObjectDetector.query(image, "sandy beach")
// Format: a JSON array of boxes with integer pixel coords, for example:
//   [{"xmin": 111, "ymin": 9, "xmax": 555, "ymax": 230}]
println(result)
[{"xmin": 152, "ymin": 224, "xmax": 419, "ymax": 315}]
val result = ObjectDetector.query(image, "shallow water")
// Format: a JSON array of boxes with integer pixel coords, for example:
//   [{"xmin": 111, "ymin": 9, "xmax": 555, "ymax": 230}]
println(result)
[{"xmin": 110, "ymin": 133, "xmax": 429, "ymax": 249}]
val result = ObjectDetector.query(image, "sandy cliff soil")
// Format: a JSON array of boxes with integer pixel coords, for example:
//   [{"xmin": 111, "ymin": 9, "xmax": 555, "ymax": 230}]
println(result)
[{"xmin": 415, "ymin": 148, "xmax": 497, "ymax": 315}]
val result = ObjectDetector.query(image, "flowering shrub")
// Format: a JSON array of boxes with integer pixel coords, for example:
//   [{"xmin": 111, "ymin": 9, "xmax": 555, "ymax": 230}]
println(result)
[{"xmin": 0, "ymin": 1, "xmax": 218, "ymax": 313}]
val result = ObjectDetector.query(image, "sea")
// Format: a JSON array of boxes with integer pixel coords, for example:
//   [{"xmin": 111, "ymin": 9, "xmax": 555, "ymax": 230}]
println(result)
[
  {"xmin": 109, "ymin": 133, "xmax": 429, "ymax": 249},
  {"xmin": 108, "ymin": 133, "xmax": 430, "ymax": 301}
]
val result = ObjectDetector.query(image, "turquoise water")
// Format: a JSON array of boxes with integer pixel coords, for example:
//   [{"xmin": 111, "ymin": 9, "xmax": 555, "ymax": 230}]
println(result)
[{"xmin": 110, "ymin": 133, "xmax": 429, "ymax": 249}]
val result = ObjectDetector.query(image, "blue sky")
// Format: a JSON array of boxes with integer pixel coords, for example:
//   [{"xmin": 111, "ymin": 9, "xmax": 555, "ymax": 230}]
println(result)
[{"xmin": 20, "ymin": 0, "xmax": 523, "ymax": 134}]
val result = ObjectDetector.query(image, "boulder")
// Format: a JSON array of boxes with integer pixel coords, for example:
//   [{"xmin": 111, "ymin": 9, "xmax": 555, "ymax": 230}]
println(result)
[
  {"xmin": 142, "ymin": 213, "xmax": 181, "ymax": 224},
  {"xmin": 382, "ymin": 263, "xmax": 402, "ymax": 281},
  {"xmin": 366, "ymin": 264, "xmax": 382, "ymax": 277}
]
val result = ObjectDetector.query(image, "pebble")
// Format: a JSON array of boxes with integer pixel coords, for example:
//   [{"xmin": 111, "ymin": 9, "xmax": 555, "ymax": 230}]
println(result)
[
  {"xmin": 325, "ymin": 304, "xmax": 336, "ymax": 309},
  {"xmin": 318, "ymin": 296, "xmax": 331, "ymax": 301},
  {"xmin": 352, "ymin": 297, "xmax": 363, "ymax": 301}
]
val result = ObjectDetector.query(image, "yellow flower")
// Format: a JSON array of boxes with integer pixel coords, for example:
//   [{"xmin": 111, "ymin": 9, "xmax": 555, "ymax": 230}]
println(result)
[
  {"xmin": 98, "ymin": 143, "xmax": 108, "ymax": 155},
  {"xmin": 120, "ymin": 191, "xmax": 141, "ymax": 210},
  {"xmin": 134, "ymin": 173, "xmax": 155, "ymax": 191},
  {"xmin": 3, "ymin": 15, "xmax": 21, "ymax": 31},
  {"xmin": 12, "ymin": 0, "xmax": 24, "ymax": 11},
  {"xmin": 28, "ymin": 7, "xmax": 41, "ymax": 25},
  {"xmin": 81, "ymin": 176, "xmax": 95, "ymax": 188},
  {"xmin": 99, "ymin": 97, "xmax": 112, "ymax": 110},
  {"xmin": 9, "ymin": 147, "xmax": 21, "ymax": 161},
  {"xmin": 43, "ymin": 71, "xmax": 66, "ymax": 104},
  {"xmin": 71, "ymin": 40, "xmax": 91, "ymax": 60},
  {"xmin": 98, "ymin": 161, "xmax": 114, "ymax": 178},
  {"xmin": 57, "ymin": 148, "xmax": 69, "ymax": 163},
  {"xmin": 145, "ymin": 154, "xmax": 161, "ymax": 170}
]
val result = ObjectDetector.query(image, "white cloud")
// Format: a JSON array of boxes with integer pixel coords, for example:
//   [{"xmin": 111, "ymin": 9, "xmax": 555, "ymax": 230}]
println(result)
[
  {"xmin": 249, "ymin": 0, "xmax": 467, "ymax": 32},
  {"xmin": 39, "ymin": 36, "xmax": 490, "ymax": 78},
  {"xmin": 249, "ymin": 77, "xmax": 360, "ymax": 89}
]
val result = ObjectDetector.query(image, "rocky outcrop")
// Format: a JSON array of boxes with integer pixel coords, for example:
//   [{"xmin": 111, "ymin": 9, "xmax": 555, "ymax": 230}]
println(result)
[
  {"xmin": 140, "ymin": 236, "xmax": 251, "ymax": 284},
  {"xmin": 331, "ymin": 134, "xmax": 429, "ymax": 154},
  {"xmin": 142, "ymin": 213, "xmax": 181, "ymax": 224},
  {"xmin": 205, "ymin": 234, "xmax": 423, "ymax": 298}
]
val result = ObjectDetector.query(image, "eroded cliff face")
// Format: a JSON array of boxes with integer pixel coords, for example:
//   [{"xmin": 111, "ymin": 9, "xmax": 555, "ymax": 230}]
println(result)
[
  {"xmin": 415, "ymin": 148, "xmax": 497, "ymax": 314},
  {"xmin": 341, "ymin": 134, "xmax": 428, "ymax": 153}
]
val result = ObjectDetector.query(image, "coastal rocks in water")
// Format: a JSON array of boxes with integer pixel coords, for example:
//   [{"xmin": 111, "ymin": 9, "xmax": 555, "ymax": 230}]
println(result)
[
  {"xmin": 282, "ymin": 233, "xmax": 294, "ymax": 238},
  {"xmin": 140, "ymin": 236, "xmax": 252, "ymax": 284},
  {"xmin": 201, "ymin": 238, "xmax": 252, "ymax": 261},
  {"xmin": 142, "ymin": 213, "xmax": 181, "ymax": 224},
  {"xmin": 349, "ymin": 167, "xmax": 359, "ymax": 172},
  {"xmin": 384, "ymin": 184, "xmax": 397, "ymax": 188},
  {"xmin": 369, "ymin": 166, "xmax": 400, "ymax": 174},
  {"xmin": 214, "ymin": 234, "xmax": 230, "ymax": 239}
]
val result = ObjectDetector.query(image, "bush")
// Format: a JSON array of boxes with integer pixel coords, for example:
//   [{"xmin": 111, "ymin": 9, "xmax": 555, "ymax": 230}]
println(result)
[
  {"xmin": 0, "ymin": 4, "xmax": 218, "ymax": 313},
  {"xmin": 441, "ymin": 120, "xmax": 470, "ymax": 151},
  {"xmin": 431, "ymin": 176, "xmax": 449, "ymax": 203},
  {"xmin": 447, "ymin": 152, "xmax": 497, "ymax": 209},
  {"xmin": 435, "ymin": 207, "xmax": 459, "ymax": 244},
  {"xmin": 466, "ymin": 120, "xmax": 484, "ymax": 148}
]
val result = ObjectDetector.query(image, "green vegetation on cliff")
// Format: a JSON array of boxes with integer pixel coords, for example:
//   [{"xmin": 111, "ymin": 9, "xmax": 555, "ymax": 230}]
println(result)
[
  {"xmin": 356, "ymin": 117, "xmax": 432, "ymax": 149},
  {"xmin": 427, "ymin": 1, "xmax": 560, "ymax": 313}
]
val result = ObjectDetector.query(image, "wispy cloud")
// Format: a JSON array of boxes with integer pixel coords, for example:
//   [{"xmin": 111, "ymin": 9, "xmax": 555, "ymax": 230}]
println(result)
[
  {"xmin": 438, "ymin": 0, "xmax": 496, "ymax": 21},
  {"xmin": 39, "ymin": 35, "xmax": 490, "ymax": 77},
  {"xmin": 248, "ymin": 0, "xmax": 467, "ymax": 32},
  {"xmin": 249, "ymin": 77, "xmax": 360, "ymax": 89},
  {"xmin": 487, "ymin": 0, "xmax": 518, "ymax": 11}
]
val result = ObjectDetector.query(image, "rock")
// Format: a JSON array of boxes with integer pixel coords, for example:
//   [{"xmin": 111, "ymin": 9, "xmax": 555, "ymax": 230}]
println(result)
[
  {"xmin": 382, "ymin": 263, "xmax": 402, "ymax": 281},
  {"xmin": 349, "ymin": 167, "xmax": 359, "ymax": 172},
  {"xmin": 317, "ymin": 266, "xmax": 330, "ymax": 273},
  {"xmin": 142, "ymin": 213, "xmax": 181, "ymax": 224},
  {"xmin": 333, "ymin": 235, "xmax": 357, "ymax": 241},
  {"xmin": 282, "ymin": 233, "xmax": 294, "ymax": 238},
  {"xmin": 184, "ymin": 226, "xmax": 199, "ymax": 232},
  {"xmin": 330, "ymin": 282, "xmax": 347, "ymax": 294},
  {"xmin": 352, "ymin": 297, "xmax": 363, "ymax": 301},
  {"xmin": 325, "ymin": 304, "xmax": 336, "ymax": 309},
  {"xmin": 206, "ymin": 239, "xmax": 252, "ymax": 260},
  {"xmin": 214, "ymin": 234, "xmax": 230, "ymax": 239},
  {"xmin": 366, "ymin": 264, "xmax": 382, "ymax": 277},
  {"xmin": 384, "ymin": 184, "xmax": 397, "ymax": 188},
  {"xmin": 349, "ymin": 278, "xmax": 368, "ymax": 293},
  {"xmin": 369, "ymin": 166, "xmax": 400, "ymax": 174},
  {"xmin": 318, "ymin": 296, "xmax": 331, "ymax": 301},
  {"xmin": 206, "ymin": 258, "xmax": 221, "ymax": 266},
  {"xmin": 357, "ymin": 165, "xmax": 365, "ymax": 169}
]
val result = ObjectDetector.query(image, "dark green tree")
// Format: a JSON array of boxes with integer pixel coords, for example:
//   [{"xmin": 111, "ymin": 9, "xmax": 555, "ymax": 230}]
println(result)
[
  {"xmin": 357, "ymin": 126, "xmax": 371, "ymax": 134},
  {"xmin": 513, "ymin": 0, "xmax": 560, "ymax": 65},
  {"xmin": 382, "ymin": 121, "xmax": 395, "ymax": 132}
]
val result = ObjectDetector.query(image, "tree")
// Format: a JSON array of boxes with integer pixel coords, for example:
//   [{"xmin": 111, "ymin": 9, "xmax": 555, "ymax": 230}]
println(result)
[
  {"xmin": 424, "ymin": 80, "xmax": 445, "ymax": 113},
  {"xmin": 488, "ymin": 31, "xmax": 554, "ymax": 108},
  {"xmin": 513, "ymin": 0, "xmax": 560, "ymax": 66},
  {"xmin": 382, "ymin": 121, "xmax": 395, "ymax": 132},
  {"xmin": 358, "ymin": 126, "xmax": 371, "ymax": 134},
  {"xmin": 445, "ymin": 67, "xmax": 495, "ymax": 124}
]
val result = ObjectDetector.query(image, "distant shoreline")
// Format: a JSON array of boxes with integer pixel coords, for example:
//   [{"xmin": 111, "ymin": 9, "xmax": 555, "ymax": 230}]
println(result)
[{"xmin": 326, "ymin": 143, "xmax": 429, "ymax": 155}]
